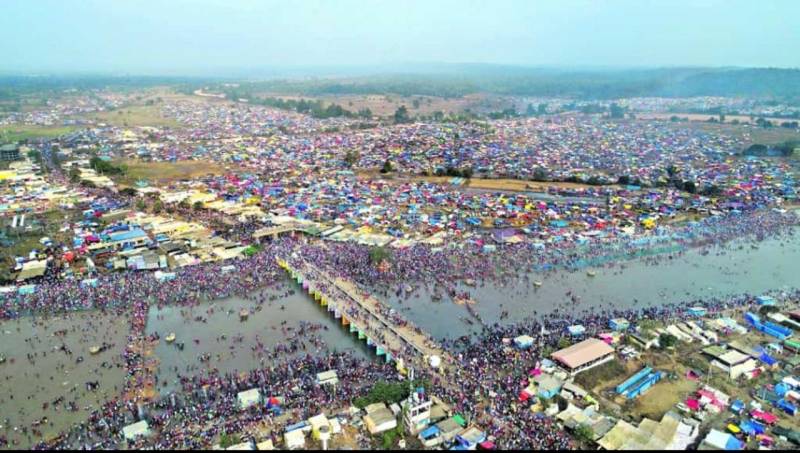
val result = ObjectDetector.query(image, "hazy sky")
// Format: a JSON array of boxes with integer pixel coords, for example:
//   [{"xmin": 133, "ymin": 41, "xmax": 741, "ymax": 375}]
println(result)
[{"xmin": 2, "ymin": 0, "xmax": 798, "ymax": 75}]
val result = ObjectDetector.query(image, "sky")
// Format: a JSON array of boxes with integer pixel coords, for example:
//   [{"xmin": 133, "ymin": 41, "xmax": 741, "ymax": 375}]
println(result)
[{"xmin": 1, "ymin": 0, "xmax": 798, "ymax": 75}]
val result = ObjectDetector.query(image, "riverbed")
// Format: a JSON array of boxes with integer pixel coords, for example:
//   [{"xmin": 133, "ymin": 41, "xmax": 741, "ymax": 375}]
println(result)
[
  {"xmin": 380, "ymin": 228, "xmax": 800, "ymax": 340},
  {"xmin": 0, "ymin": 310, "xmax": 130, "ymax": 449},
  {"xmin": 145, "ymin": 284, "xmax": 374, "ymax": 394}
]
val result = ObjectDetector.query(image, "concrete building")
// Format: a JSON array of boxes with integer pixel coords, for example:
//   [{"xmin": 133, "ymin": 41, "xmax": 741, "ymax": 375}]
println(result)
[
  {"xmin": 552, "ymin": 338, "xmax": 615, "ymax": 375},
  {"xmin": 702, "ymin": 345, "xmax": 759, "ymax": 379},
  {"xmin": 0, "ymin": 144, "xmax": 20, "ymax": 161},
  {"xmin": 402, "ymin": 391, "xmax": 433, "ymax": 435}
]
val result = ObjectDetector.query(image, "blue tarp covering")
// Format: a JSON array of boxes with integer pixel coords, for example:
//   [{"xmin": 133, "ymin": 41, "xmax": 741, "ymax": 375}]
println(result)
[
  {"xmin": 420, "ymin": 425, "xmax": 440, "ymax": 439},
  {"xmin": 616, "ymin": 367, "xmax": 653, "ymax": 395},
  {"xmin": 759, "ymin": 352, "xmax": 778, "ymax": 366},
  {"xmin": 285, "ymin": 421, "xmax": 308, "ymax": 433},
  {"xmin": 739, "ymin": 419, "xmax": 765, "ymax": 436},
  {"xmin": 777, "ymin": 399, "xmax": 798, "ymax": 416},
  {"xmin": 757, "ymin": 296, "xmax": 777, "ymax": 306},
  {"xmin": 627, "ymin": 371, "xmax": 663, "ymax": 399},
  {"xmin": 567, "ymin": 325, "xmax": 585, "ymax": 336},
  {"xmin": 108, "ymin": 228, "xmax": 148, "ymax": 243}
]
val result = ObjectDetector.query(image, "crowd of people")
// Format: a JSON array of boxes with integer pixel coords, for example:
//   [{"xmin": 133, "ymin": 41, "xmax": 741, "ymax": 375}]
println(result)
[
  {"xmin": 2, "ymin": 92, "xmax": 799, "ymax": 449},
  {"xmin": 0, "ymin": 199, "xmax": 792, "ymax": 449}
]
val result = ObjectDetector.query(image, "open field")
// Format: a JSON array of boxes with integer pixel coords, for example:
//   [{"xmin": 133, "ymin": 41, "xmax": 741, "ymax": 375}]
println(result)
[
  {"xmin": 360, "ymin": 171, "xmax": 622, "ymax": 192},
  {"xmin": 636, "ymin": 112, "xmax": 795, "ymax": 124},
  {"xmin": 143, "ymin": 87, "xmax": 224, "ymax": 104},
  {"xmin": 77, "ymin": 104, "xmax": 180, "ymax": 128},
  {"xmin": 0, "ymin": 124, "xmax": 78, "ymax": 141},
  {"xmin": 639, "ymin": 117, "xmax": 800, "ymax": 147},
  {"xmin": 113, "ymin": 159, "xmax": 227, "ymax": 185}
]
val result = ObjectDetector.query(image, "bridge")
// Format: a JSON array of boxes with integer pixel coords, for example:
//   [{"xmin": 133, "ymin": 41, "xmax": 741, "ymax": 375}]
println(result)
[
  {"xmin": 276, "ymin": 256, "xmax": 455, "ymax": 378},
  {"xmin": 253, "ymin": 224, "xmax": 306, "ymax": 240}
]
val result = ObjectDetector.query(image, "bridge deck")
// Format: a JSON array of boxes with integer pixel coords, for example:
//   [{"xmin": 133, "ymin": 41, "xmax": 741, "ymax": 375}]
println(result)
[{"xmin": 280, "ymin": 257, "xmax": 454, "ymax": 375}]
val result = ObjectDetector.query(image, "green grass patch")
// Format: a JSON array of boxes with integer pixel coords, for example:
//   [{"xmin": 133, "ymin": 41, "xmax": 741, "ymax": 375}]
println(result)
[
  {"xmin": 573, "ymin": 360, "xmax": 626, "ymax": 390},
  {"xmin": 77, "ymin": 104, "xmax": 180, "ymax": 128},
  {"xmin": 111, "ymin": 159, "xmax": 225, "ymax": 185},
  {"xmin": 0, "ymin": 125, "xmax": 78, "ymax": 141}
]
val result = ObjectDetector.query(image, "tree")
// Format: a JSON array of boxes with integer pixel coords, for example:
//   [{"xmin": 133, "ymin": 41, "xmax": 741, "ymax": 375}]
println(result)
[
  {"xmin": 701, "ymin": 184, "xmax": 722, "ymax": 196},
  {"xmin": 658, "ymin": 333, "xmax": 678, "ymax": 349},
  {"xmin": 537, "ymin": 103, "xmax": 548, "ymax": 115},
  {"xmin": 412, "ymin": 99, "xmax": 420, "ymax": 109},
  {"xmin": 526, "ymin": 103, "xmax": 536, "ymax": 116},
  {"xmin": 27, "ymin": 150, "xmax": 41, "ymax": 163},
  {"xmin": 743, "ymin": 144, "xmax": 768, "ymax": 156},
  {"xmin": 380, "ymin": 160, "xmax": 393, "ymax": 174},
  {"xmin": 344, "ymin": 149, "xmax": 360, "ymax": 167},
  {"xmin": 445, "ymin": 166, "xmax": 461, "ymax": 177},
  {"xmin": 532, "ymin": 168, "xmax": 549, "ymax": 181},
  {"xmin": 68, "ymin": 166, "xmax": 81, "ymax": 183},
  {"xmin": 574, "ymin": 424, "xmax": 595, "ymax": 444},
  {"xmin": 219, "ymin": 433, "xmax": 241, "ymax": 449},
  {"xmin": 756, "ymin": 117, "xmax": 773, "ymax": 128},
  {"xmin": 683, "ymin": 181, "xmax": 697, "ymax": 194},
  {"xmin": 666, "ymin": 164, "xmax": 679, "ymax": 179},
  {"xmin": 759, "ymin": 305, "xmax": 780, "ymax": 316},
  {"xmin": 135, "ymin": 199, "xmax": 147, "ymax": 211},
  {"xmin": 152, "ymin": 199, "xmax": 163, "ymax": 213},
  {"xmin": 617, "ymin": 175, "xmax": 631, "ymax": 185},
  {"xmin": 609, "ymin": 103, "xmax": 625, "ymax": 119},
  {"xmin": 369, "ymin": 246, "xmax": 392, "ymax": 266},
  {"xmin": 394, "ymin": 105, "xmax": 410, "ymax": 124},
  {"xmin": 193, "ymin": 201, "xmax": 204, "ymax": 211},
  {"xmin": 119, "ymin": 187, "xmax": 137, "ymax": 197},
  {"xmin": 89, "ymin": 157, "xmax": 125, "ymax": 175}
]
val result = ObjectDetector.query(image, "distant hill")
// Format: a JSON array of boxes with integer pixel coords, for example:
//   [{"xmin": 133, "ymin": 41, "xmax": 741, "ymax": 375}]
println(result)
[
  {"xmin": 659, "ymin": 68, "xmax": 800, "ymax": 99},
  {"xmin": 229, "ymin": 66, "xmax": 800, "ymax": 101},
  {"xmin": 3, "ymin": 67, "xmax": 800, "ymax": 102}
]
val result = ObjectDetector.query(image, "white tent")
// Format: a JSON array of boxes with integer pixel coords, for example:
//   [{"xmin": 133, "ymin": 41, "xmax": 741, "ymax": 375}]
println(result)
[
  {"xmin": 316, "ymin": 370, "xmax": 339, "ymax": 386},
  {"xmin": 122, "ymin": 420, "xmax": 150, "ymax": 440},
  {"xmin": 284, "ymin": 429, "xmax": 305, "ymax": 450},
  {"xmin": 237, "ymin": 388, "xmax": 262, "ymax": 409}
]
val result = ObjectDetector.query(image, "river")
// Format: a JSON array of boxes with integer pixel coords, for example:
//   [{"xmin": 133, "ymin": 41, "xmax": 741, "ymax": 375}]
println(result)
[{"xmin": 380, "ymin": 227, "xmax": 800, "ymax": 341}]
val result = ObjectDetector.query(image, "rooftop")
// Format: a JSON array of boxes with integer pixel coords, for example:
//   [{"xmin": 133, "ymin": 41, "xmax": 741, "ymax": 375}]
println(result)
[{"xmin": 552, "ymin": 338, "xmax": 615, "ymax": 370}]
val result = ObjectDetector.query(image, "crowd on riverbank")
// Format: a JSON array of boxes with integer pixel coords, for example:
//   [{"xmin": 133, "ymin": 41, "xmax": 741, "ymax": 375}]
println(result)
[
  {"xmin": 2, "ymin": 204, "xmax": 796, "ymax": 322},
  {"xmin": 0, "ymin": 205, "xmax": 790, "ymax": 449}
]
